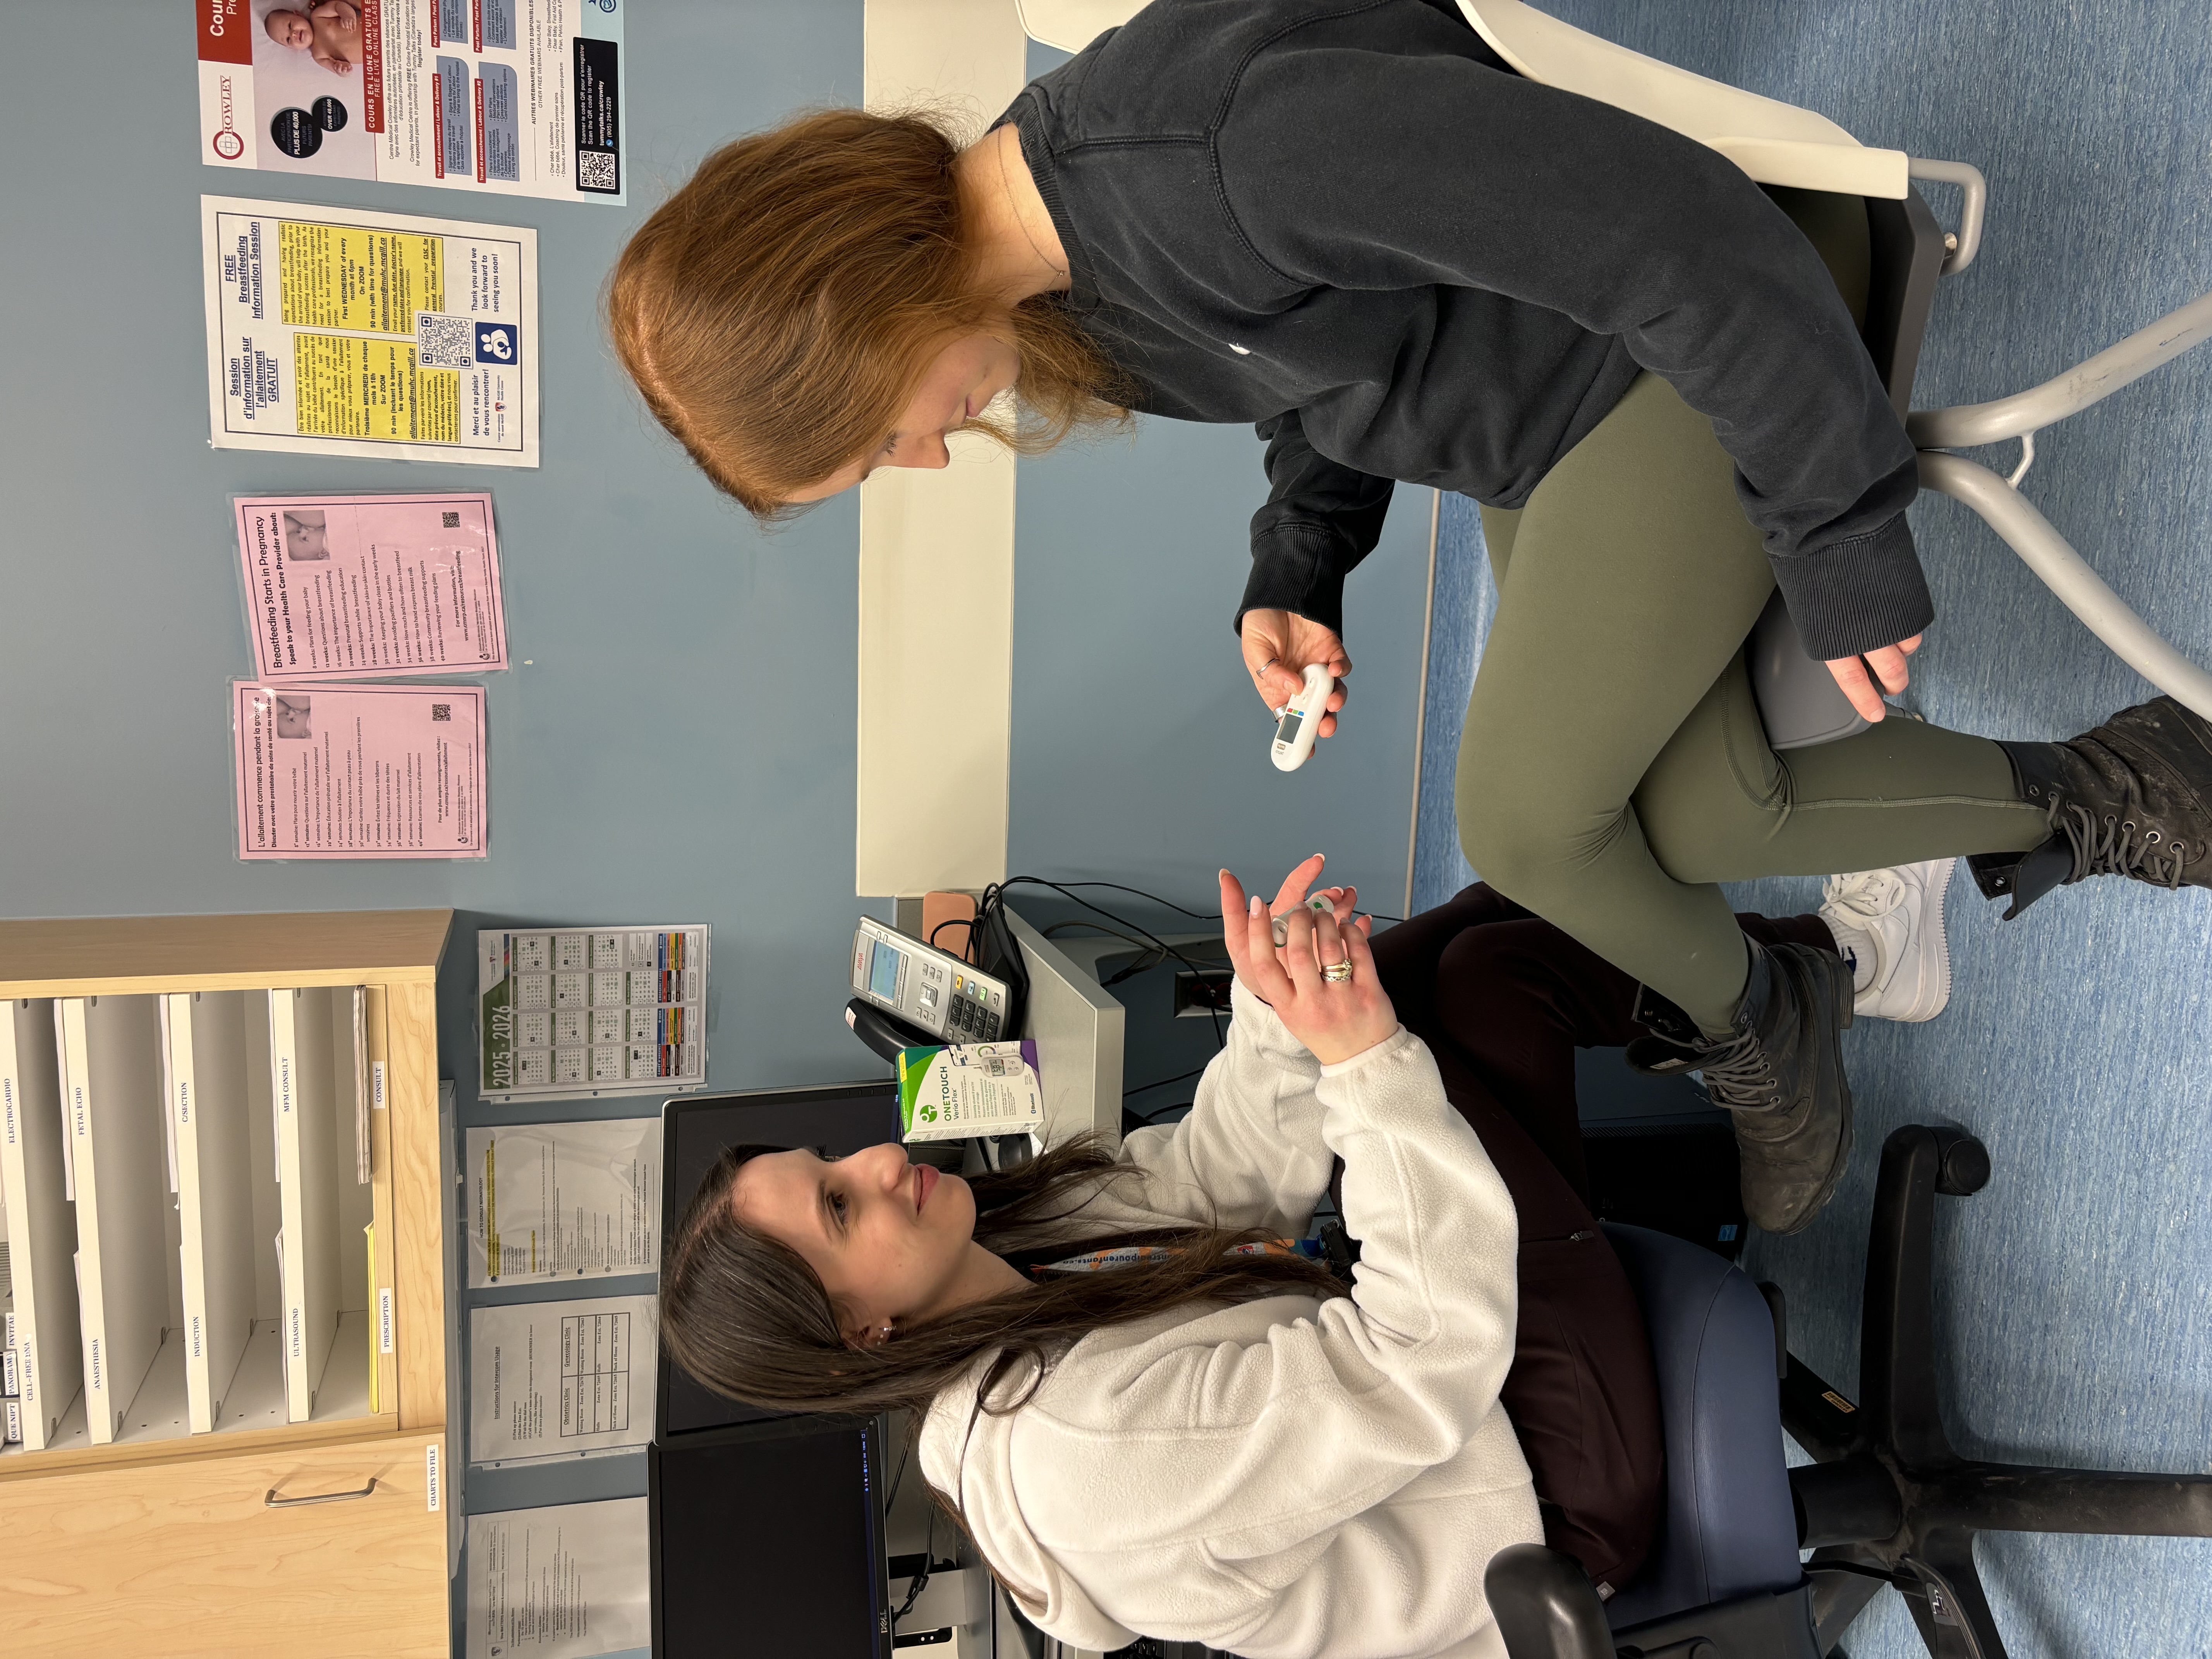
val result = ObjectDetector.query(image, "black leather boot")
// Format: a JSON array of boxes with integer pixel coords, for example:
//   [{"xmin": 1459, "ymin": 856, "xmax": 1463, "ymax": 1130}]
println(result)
[
  {"xmin": 1968, "ymin": 695, "xmax": 2212, "ymax": 919},
  {"xmin": 1625, "ymin": 943, "xmax": 1856, "ymax": 1236}
]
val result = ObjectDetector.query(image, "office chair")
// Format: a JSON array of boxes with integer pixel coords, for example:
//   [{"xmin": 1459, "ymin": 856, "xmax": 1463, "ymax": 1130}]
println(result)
[
  {"xmin": 1482, "ymin": 1123, "xmax": 2212, "ymax": 1659},
  {"xmin": 1016, "ymin": 0, "xmax": 2212, "ymax": 746}
]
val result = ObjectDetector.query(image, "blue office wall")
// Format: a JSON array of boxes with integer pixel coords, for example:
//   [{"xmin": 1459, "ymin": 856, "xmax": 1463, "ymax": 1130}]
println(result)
[{"xmin": 0, "ymin": 9, "xmax": 871, "ymax": 1655}]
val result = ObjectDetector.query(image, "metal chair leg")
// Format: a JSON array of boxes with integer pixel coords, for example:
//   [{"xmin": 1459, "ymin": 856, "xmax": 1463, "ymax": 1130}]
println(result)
[{"xmin": 1903, "ymin": 289, "xmax": 2212, "ymax": 721}]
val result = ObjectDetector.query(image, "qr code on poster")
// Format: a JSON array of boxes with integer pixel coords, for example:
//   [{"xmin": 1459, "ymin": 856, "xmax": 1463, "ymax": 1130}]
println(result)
[
  {"xmin": 432, "ymin": 704, "xmax": 451, "ymax": 721},
  {"xmin": 577, "ymin": 149, "xmax": 619, "ymax": 192},
  {"xmin": 415, "ymin": 312, "xmax": 474, "ymax": 369}
]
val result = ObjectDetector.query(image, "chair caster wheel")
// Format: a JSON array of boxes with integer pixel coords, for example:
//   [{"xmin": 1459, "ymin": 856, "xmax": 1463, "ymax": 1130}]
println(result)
[{"xmin": 1931, "ymin": 1130, "xmax": 1990, "ymax": 1197}]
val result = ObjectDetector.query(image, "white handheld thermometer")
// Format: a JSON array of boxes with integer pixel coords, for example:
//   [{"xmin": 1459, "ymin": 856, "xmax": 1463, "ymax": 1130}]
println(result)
[
  {"xmin": 1269, "ymin": 664, "xmax": 1334, "ymax": 772},
  {"xmin": 1271, "ymin": 893, "xmax": 1336, "ymax": 946}
]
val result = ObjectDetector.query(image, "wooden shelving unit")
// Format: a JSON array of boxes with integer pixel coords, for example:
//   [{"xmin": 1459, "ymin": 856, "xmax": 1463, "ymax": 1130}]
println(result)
[{"xmin": 0, "ymin": 911, "xmax": 453, "ymax": 1659}]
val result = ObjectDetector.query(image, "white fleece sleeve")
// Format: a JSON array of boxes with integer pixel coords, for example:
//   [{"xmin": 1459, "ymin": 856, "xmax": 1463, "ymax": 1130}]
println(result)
[
  {"xmin": 1109, "ymin": 980, "xmax": 1336, "ymax": 1237},
  {"xmin": 989, "ymin": 1032, "xmax": 1527, "ymax": 1649}
]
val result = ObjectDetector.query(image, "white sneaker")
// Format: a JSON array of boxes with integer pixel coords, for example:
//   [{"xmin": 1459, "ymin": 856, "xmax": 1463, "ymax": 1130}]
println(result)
[{"xmin": 1817, "ymin": 859, "xmax": 1956, "ymax": 1023}]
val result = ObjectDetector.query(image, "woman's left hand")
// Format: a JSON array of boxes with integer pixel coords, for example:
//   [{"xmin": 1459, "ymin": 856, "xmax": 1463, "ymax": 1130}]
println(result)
[
  {"xmin": 1219, "ymin": 856, "xmax": 1398, "ymax": 1065},
  {"xmin": 1826, "ymin": 633, "xmax": 1923, "ymax": 723}
]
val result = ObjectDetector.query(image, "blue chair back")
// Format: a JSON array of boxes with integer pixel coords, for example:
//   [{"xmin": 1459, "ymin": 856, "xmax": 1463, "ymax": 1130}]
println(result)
[{"xmin": 1599, "ymin": 1224, "xmax": 1803, "ymax": 1628}]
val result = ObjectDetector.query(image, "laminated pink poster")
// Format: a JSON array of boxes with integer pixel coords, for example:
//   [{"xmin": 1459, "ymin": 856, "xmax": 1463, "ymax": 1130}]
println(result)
[
  {"xmin": 235, "ymin": 493, "xmax": 508, "ymax": 679},
  {"xmin": 233, "ymin": 681, "xmax": 487, "ymax": 859}
]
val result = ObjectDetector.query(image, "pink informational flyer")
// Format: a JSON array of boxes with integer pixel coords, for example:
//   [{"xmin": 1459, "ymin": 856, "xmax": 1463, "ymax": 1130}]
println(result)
[
  {"xmin": 233, "ymin": 681, "xmax": 487, "ymax": 860},
  {"xmin": 235, "ymin": 493, "xmax": 508, "ymax": 679}
]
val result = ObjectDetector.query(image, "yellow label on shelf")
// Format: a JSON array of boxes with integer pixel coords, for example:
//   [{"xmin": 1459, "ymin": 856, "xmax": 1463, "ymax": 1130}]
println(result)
[
  {"xmin": 365, "ymin": 1223, "xmax": 380, "ymax": 1415},
  {"xmin": 279, "ymin": 222, "xmax": 445, "ymax": 334}
]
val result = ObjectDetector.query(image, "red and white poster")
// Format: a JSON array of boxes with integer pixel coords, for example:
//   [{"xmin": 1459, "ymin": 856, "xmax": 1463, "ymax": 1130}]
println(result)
[{"xmin": 194, "ymin": 0, "xmax": 626, "ymax": 203}]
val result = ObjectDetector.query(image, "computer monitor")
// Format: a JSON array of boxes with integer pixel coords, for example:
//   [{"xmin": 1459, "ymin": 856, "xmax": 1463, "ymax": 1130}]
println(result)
[
  {"xmin": 649, "ymin": 1417, "xmax": 892, "ymax": 1659},
  {"xmin": 651, "ymin": 1084, "xmax": 906, "ymax": 1658},
  {"xmin": 657, "ymin": 1081, "xmax": 902, "ymax": 1435}
]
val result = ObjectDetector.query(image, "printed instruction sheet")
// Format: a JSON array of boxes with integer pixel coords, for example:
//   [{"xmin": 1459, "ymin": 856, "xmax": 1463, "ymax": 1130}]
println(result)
[
  {"xmin": 466, "ymin": 1117, "xmax": 660, "ymax": 1288},
  {"xmin": 196, "ymin": 0, "xmax": 625, "ymax": 205},
  {"xmin": 232, "ymin": 680, "xmax": 487, "ymax": 859},
  {"xmin": 478, "ymin": 927, "xmax": 708, "ymax": 1101},
  {"xmin": 466, "ymin": 1498, "xmax": 650, "ymax": 1659},
  {"xmin": 470, "ymin": 1293, "xmax": 654, "ymax": 1466},
  {"xmin": 202, "ymin": 196, "xmax": 539, "ymax": 465},
  {"xmin": 236, "ymin": 493, "xmax": 508, "ymax": 680}
]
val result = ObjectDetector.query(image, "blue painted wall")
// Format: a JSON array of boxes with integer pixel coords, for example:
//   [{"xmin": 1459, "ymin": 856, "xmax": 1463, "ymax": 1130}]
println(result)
[{"xmin": 2, "ymin": 7, "xmax": 869, "ymax": 1654}]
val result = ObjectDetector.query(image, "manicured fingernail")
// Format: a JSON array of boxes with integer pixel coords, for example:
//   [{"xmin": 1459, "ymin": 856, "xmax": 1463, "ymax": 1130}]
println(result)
[{"xmin": 1249, "ymin": 894, "xmax": 1263, "ymax": 915}]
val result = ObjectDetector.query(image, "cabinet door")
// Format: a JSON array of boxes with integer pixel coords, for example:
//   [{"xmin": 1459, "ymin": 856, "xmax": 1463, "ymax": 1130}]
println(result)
[{"xmin": 0, "ymin": 1429, "xmax": 447, "ymax": 1658}]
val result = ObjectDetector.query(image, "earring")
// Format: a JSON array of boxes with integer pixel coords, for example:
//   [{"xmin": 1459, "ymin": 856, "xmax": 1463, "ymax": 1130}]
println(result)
[{"xmin": 880, "ymin": 1324, "xmax": 895, "ymax": 1342}]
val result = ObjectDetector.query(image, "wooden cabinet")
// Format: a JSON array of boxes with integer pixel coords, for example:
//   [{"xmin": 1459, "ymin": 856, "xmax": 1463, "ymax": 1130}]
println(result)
[
  {"xmin": 0, "ymin": 1431, "xmax": 448, "ymax": 1657},
  {"xmin": 0, "ymin": 912, "xmax": 454, "ymax": 1659}
]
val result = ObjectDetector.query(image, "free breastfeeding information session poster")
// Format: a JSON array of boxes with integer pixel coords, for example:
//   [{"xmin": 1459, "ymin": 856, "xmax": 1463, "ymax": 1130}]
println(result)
[
  {"xmin": 194, "ymin": 0, "xmax": 625, "ymax": 204},
  {"xmin": 201, "ymin": 196, "xmax": 538, "ymax": 464}
]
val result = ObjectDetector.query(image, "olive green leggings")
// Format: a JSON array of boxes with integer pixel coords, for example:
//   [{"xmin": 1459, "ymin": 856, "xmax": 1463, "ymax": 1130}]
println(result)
[{"xmin": 1455, "ymin": 191, "xmax": 2049, "ymax": 1034}]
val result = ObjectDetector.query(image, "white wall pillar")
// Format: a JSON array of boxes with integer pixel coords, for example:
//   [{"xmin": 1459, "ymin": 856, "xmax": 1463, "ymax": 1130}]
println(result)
[{"xmin": 855, "ymin": 1, "xmax": 1031, "ymax": 898}]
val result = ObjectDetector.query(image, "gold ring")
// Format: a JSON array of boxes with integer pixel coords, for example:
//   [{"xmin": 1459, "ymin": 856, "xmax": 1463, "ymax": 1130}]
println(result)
[{"xmin": 1321, "ymin": 960, "xmax": 1353, "ymax": 984}]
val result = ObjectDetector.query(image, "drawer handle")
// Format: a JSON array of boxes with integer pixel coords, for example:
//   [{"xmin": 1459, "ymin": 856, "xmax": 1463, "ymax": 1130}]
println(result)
[{"xmin": 265, "ymin": 1477, "xmax": 379, "ymax": 1508}]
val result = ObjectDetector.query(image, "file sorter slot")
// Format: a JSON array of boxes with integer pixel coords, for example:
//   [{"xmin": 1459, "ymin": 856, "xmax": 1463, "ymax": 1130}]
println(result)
[
  {"xmin": 162, "ymin": 992, "xmax": 261, "ymax": 1434},
  {"xmin": 1, "ymin": 998, "xmax": 82, "ymax": 1452},
  {"xmin": 268, "ymin": 986, "xmax": 365, "ymax": 1422},
  {"xmin": 57, "ymin": 996, "xmax": 175, "ymax": 1445}
]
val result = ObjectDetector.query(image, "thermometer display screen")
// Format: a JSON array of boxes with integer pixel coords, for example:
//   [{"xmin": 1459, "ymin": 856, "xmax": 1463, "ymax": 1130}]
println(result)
[{"xmin": 1275, "ymin": 710, "xmax": 1304, "ymax": 745}]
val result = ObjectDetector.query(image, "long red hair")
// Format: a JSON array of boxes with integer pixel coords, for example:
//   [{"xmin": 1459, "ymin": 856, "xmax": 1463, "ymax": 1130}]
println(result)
[{"xmin": 606, "ymin": 108, "xmax": 1130, "ymax": 517}]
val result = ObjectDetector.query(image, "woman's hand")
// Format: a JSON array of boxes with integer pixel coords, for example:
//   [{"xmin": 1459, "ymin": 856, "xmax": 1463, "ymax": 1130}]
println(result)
[
  {"xmin": 1826, "ymin": 634, "xmax": 1923, "ymax": 723},
  {"xmin": 1219, "ymin": 856, "xmax": 1398, "ymax": 1066},
  {"xmin": 1241, "ymin": 610, "xmax": 1351, "ymax": 739}
]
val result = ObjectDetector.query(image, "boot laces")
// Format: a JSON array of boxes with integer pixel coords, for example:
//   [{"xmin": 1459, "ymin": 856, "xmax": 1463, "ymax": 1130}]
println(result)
[
  {"xmin": 2057, "ymin": 802, "xmax": 2192, "ymax": 889},
  {"xmin": 1693, "ymin": 1027, "xmax": 1781, "ymax": 1110}
]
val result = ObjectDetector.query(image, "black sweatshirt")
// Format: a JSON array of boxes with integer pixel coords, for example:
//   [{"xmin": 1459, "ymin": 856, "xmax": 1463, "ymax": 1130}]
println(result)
[{"xmin": 1001, "ymin": 0, "xmax": 1932, "ymax": 662}]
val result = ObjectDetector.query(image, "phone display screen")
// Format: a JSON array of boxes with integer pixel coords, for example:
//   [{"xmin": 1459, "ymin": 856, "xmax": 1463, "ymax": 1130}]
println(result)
[{"xmin": 867, "ymin": 938, "xmax": 903, "ymax": 1001}]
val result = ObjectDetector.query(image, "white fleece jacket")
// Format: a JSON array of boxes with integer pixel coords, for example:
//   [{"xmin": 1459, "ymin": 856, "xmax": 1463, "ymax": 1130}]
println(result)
[{"xmin": 918, "ymin": 982, "xmax": 1538, "ymax": 1658}]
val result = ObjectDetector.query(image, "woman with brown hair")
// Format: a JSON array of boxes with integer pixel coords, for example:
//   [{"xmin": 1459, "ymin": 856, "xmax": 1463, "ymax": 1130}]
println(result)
[
  {"xmin": 611, "ymin": 0, "xmax": 2212, "ymax": 1238},
  {"xmin": 663, "ymin": 856, "xmax": 1646, "ymax": 1657}
]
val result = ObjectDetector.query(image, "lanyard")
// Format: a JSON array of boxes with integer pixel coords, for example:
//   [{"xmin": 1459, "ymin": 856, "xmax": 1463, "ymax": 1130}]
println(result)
[{"xmin": 1028, "ymin": 1237, "xmax": 1326, "ymax": 1278}]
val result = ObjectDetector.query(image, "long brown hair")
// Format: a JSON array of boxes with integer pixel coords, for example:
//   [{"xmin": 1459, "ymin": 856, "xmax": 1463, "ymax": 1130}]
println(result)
[
  {"xmin": 606, "ymin": 108, "xmax": 1132, "ymax": 517},
  {"xmin": 658, "ymin": 1134, "xmax": 1344, "ymax": 1424}
]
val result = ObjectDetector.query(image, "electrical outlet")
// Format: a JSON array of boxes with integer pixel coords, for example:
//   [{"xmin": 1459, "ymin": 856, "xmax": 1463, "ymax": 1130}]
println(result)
[{"xmin": 1172, "ymin": 969, "xmax": 1235, "ymax": 1018}]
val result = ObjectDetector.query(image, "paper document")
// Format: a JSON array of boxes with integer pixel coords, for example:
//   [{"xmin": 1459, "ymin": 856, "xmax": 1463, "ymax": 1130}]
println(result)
[
  {"xmin": 235, "ymin": 493, "xmax": 508, "ymax": 680},
  {"xmin": 465, "ymin": 1118, "xmax": 659, "ymax": 1288},
  {"xmin": 232, "ymin": 681, "xmax": 487, "ymax": 860},
  {"xmin": 201, "ymin": 195, "xmax": 538, "ymax": 465},
  {"xmin": 465, "ymin": 1498, "xmax": 650, "ymax": 1659},
  {"xmin": 478, "ymin": 927, "xmax": 708, "ymax": 1100},
  {"xmin": 195, "ymin": 0, "xmax": 626, "ymax": 205},
  {"xmin": 469, "ymin": 1293, "xmax": 653, "ymax": 1465}
]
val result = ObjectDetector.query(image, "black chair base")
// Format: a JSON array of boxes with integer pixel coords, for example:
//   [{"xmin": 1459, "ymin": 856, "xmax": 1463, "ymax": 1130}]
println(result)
[{"xmin": 1786, "ymin": 1126, "xmax": 2212, "ymax": 1659}]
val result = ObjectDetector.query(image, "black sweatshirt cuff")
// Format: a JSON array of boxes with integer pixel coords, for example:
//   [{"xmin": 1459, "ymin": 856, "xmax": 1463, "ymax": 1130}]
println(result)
[
  {"xmin": 1234, "ymin": 526, "xmax": 1349, "ymax": 639},
  {"xmin": 1768, "ymin": 512, "xmax": 1935, "ymax": 661}
]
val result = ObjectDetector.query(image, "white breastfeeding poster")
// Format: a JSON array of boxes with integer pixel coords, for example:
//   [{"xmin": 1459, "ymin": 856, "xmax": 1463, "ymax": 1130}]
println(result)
[
  {"xmin": 200, "ymin": 195, "xmax": 539, "ymax": 465},
  {"xmin": 232, "ymin": 680, "xmax": 488, "ymax": 859},
  {"xmin": 236, "ymin": 493, "xmax": 508, "ymax": 679}
]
